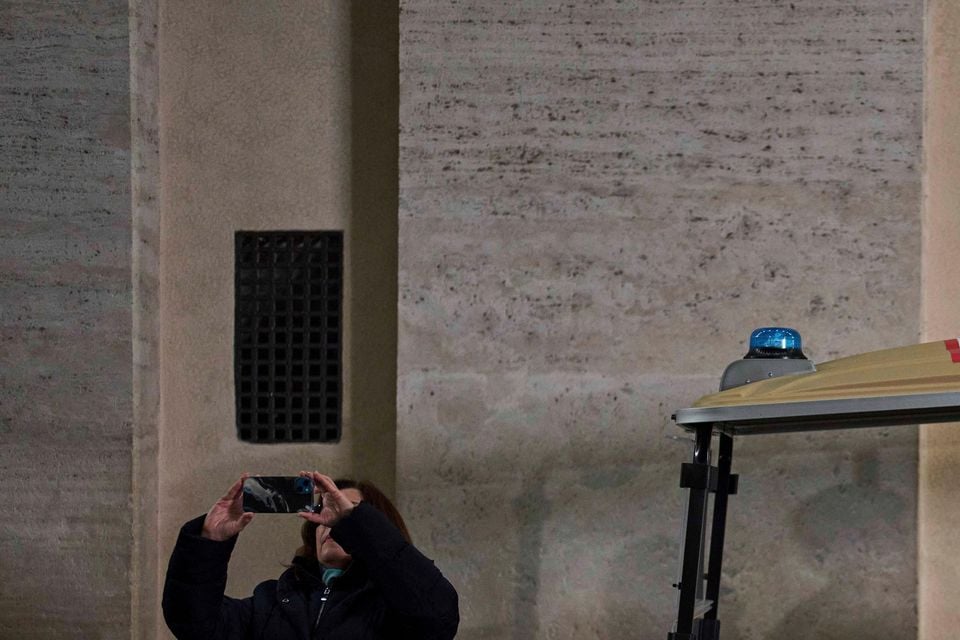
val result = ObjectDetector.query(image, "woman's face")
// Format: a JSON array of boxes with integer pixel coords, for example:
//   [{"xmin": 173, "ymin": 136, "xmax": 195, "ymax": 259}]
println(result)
[{"xmin": 315, "ymin": 487, "xmax": 363, "ymax": 569}]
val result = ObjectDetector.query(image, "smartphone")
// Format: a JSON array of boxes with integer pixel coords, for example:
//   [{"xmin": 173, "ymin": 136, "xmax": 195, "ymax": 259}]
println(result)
[{"xmin": 242, "ymin": 476, "xmax": 316, "ymax": 513}]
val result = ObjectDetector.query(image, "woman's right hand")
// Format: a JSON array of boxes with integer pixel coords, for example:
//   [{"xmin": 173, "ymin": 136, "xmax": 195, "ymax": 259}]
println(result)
[{"xmin": 201, "ymin": 474, "xmax": 255, "ymax": 541}]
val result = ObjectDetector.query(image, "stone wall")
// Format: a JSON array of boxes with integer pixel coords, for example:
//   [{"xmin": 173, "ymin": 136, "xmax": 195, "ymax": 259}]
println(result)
[
  {"xmin": 0, "ymin": 0, "xmax": 932, "ymax": 637},
  {"xmin": 398, "ymin": 1, "xmax": 922, "ymax": 638},
  {"xmin": 919, "ymin": 1, "xmax": 960, "ymax": 638},
  {"xmin": 0, "ymin": 2, "xmax": 131, "ymax": 638}
]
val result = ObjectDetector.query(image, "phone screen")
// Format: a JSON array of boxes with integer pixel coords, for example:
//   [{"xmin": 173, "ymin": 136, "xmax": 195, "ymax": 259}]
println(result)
[{"xmin": 242, "ymin": 476, "xmax": 316, "ymax": 513}]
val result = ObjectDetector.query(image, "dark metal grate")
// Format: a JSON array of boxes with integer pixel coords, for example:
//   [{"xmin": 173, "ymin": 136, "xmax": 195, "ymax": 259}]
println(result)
[{"xmin": 235, "ymin": 231, "xmax": 343, "ymax": 443}]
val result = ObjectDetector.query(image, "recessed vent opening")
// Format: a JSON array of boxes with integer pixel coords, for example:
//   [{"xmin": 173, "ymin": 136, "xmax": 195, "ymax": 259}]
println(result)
[{"xmin": 235, "ymin": 231, "xmax": 343, "ymax": 443}]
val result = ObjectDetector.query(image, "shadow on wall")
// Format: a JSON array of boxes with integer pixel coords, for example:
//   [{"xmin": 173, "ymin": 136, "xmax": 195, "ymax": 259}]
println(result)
[
  {"xmin": 511, "ymin": 472, "xmax": 551, "ymax": 640},
  {"xmin": 347, "ymin": 1, "xmax": 399, "ymax": 494},
  {"xmin": 479, "ymin": 462, "xmax": 677, "ymax": 640},
  {"xmin": 767, "ymin": 449, "xmax": 914, "ymax": 640}
]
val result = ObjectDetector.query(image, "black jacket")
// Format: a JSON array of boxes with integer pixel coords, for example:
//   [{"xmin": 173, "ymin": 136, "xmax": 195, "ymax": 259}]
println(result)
[{"xmin": 162, "ymin": 503, "xmax": 459, "ymax": 639}]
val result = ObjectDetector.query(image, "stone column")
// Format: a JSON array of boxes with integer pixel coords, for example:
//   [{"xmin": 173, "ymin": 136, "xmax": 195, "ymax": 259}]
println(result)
[
  {"xmin": 919, "ymin": 2, "xmax": 960, "ymax": 638},
  {"xmin": 143, "ymin": 3, "xmax": 398, "ymax": 637}
]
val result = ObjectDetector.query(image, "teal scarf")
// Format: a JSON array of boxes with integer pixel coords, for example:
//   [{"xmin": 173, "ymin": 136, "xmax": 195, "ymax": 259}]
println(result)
[{"xmin": 322, "ymin": 568, "xmax": 344, "ymax": 586}]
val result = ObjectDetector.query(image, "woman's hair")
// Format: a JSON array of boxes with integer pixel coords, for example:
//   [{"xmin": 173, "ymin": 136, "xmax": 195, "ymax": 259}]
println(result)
[{"xmin": 297, "ymin": 478, "xmax": 412, "ymax": 557}]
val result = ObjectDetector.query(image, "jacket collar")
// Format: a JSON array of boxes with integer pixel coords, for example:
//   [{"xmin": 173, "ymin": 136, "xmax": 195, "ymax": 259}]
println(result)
[{"xmin": 279, "ymin": 554, "xmax": 369, "ymax": 595}]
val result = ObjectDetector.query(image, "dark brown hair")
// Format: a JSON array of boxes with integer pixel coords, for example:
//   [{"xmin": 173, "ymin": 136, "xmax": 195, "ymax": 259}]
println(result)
[{"xmin": 297, "ymin": 478, "xmax": 412, "ymax": 557}]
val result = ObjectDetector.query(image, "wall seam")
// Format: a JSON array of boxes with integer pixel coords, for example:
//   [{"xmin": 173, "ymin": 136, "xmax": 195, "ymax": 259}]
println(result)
[{"xmin": 130, "ymin": 0, "xmax": 162, "ymax": 637}]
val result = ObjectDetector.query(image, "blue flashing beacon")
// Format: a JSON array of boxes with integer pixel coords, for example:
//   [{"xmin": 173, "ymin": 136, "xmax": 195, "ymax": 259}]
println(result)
[{"xmin": 744, "ymin": 327, "xmax": 806, "ymax": 360}]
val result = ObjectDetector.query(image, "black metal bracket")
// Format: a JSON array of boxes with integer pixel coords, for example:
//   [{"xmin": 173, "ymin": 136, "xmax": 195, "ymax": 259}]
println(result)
[
  {"xmin": 695, "ymin": 618, "xmax": 721, "ymax": 640},
  {"xmin": 678, "ymin": 465, "xmax": 739, "ymax": 496},
  {"xmin": 666, "ymin": 619, "xmax": 721, "ymax": 640},
  {"xmin": 679, "ymin": 463, "xmax": 717, "ymax": 491},
  {"xmin": 727, "ymin": 474, "xmax": 739, "ymax": 496},
  {"xmin": 670, "ymin": 429, "xmax": 736, "ymax": 640}
]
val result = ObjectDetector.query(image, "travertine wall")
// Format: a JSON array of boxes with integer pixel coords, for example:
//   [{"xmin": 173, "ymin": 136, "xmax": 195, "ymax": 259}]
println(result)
[
  {"xmin": 0, "ymin": 2, "xmax": 132, "ymax": 638},
  {"xmin": 131, "ymin": 0, "xmax": 160, "ymax": 636},
  {"xmin": 919, "ymin": 1, "xmax": 960, "ymax": 638},
  {"xmin": 398, "ymin": 1, "xmax": 922, "ymax": 638}
]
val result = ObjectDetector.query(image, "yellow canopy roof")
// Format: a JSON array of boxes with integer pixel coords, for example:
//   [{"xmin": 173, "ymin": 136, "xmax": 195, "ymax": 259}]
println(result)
[{"xmin": 693, "ymin": 339, "xmax": 960, "ymax": 409}]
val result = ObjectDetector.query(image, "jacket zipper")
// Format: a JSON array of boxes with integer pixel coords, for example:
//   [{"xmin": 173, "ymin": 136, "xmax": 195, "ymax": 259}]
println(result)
[{"xmin": 314, "ymin": 586, "xmax": 331, "ymax": 632}]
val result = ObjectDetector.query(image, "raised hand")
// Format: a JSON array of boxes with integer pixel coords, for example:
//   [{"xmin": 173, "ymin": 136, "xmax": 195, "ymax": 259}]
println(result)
[
  {"xmin": 201, "ymin": 474, "xmax": 255, "ymax": 541},
  {"xmin": 296, "ymin": 471, "xmax": 357, "ymax": 528}
]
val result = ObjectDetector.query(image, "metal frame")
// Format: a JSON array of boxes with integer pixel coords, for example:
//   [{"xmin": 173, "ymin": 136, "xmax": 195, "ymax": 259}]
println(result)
[
  {"xmin": 668, "ymin": 391, "xmax": 960, "ymax": 639},
  {"xmin": 674, "ymin": 391, "xmax": 960, "ymax": 435}
]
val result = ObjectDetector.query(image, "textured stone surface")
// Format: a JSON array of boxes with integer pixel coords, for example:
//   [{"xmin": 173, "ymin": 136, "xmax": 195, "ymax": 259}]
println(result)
[
  {"xmin": 0, "ymin": 2, "xmax": 131, "ymax": 638},
  {"xmin": 131, "ymin": 0, "xmax": 161, "ymax": 637},
  {"xmin": 399, "ymin": 1, "xmax": 921, "ymax": 638},
  {"xmin": 919, "ymin": 1, "xmax": 960, "ymax": 638}
]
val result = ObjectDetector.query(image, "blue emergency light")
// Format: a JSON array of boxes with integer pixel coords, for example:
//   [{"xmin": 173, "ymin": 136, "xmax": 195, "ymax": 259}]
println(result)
[
  {"xmin": 719, "ymin": 327, "xmax": 813, "ymax": 390},
  {"xmin": 744, "ymin": 327, "xmax": 805, "ymax": 359}
]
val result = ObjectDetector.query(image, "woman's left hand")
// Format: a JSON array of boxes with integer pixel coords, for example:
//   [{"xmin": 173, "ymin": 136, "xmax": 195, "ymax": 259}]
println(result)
[{"xmin": 297, "ymin": 471, "xmax": 356, "ymax": 527}]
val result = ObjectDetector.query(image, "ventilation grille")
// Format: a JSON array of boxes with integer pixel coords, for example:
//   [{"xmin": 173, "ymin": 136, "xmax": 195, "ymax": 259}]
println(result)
[{"xmin": 235, "ymin": 231, "xmax": 342, "ymax": 443}]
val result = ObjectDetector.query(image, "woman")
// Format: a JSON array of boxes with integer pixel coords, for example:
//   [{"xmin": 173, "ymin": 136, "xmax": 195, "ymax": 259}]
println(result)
[{"xmin": 162, "ymin": 471, "xmax": 459, "ymax": 639}]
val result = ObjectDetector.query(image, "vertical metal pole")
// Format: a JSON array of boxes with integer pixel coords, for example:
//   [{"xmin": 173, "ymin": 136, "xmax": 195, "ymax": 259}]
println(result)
[
  {"xmin": 673, "ymin": 425, "xmax": 712, "ymax": 638},
  {"xmin": 700, "ymin": 432, "xmax": 734, "ymax": 639}
]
